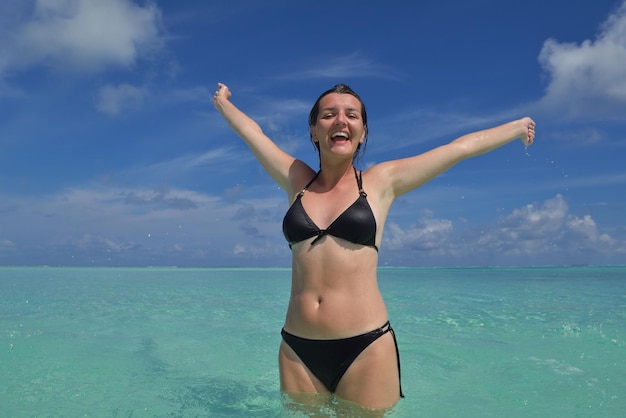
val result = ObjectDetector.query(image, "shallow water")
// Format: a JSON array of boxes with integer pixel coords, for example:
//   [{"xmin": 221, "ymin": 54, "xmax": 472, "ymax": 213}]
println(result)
[{"xmin": 1, "ymin": 266, "xmax": 624, "ymax": 416}]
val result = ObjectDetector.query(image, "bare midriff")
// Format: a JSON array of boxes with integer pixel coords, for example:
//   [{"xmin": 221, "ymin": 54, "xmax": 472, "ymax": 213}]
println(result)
[{"xmin": 283, "ymin": 237, "xmax": 388, "ymax": 340}]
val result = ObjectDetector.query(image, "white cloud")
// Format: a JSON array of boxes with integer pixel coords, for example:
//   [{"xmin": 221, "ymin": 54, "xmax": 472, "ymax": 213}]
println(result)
[
  {"xmin": 95, "ymin": 83, "xmax": 146, "ymax": 115},
  {"xmin": 1, "ymin": 185, "xmax": 624, "ymax": 267},
  {"xmin": 2, "ymin": 0, "xmax": 163, "ymax": 74},
  {"xmin": 475, "ymin": 195, "xmax": 624, "ymax": 261},
  {"xmin": 385, "ymin": 217, "xmax": 454, "ymax": 253},
  {"xmin": 382, "ymin": 195, "xmax": 625, "ymax": 265},
  {"xmin": 567, "ymin": 214, "xmax": 604, "ymax": 242},
  {"xmin": 170, "ymin": 86, "xmax": 212, "ymax": 103},
  {"xmin": 497, "ymin": 195, "xmax": 568, "ymax": 241},
  {"xmin": 1, "ymin": 239, "xmax": 16, "ymax": 249},
  {"xmin": 537, "ymin": 1, "xmax": 626, "ymax": 118}
]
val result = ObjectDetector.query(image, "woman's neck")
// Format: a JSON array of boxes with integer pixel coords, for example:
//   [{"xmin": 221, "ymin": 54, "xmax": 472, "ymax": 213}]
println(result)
[{"xmin": 317, "ymin": 160, "xmax": 355, "ymax": 189}]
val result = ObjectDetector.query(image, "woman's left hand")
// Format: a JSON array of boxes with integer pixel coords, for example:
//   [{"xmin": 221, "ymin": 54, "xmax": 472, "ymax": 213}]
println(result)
[{"xmin": 520, "ymin": 117, "xmax": 536, "ymax": 146}]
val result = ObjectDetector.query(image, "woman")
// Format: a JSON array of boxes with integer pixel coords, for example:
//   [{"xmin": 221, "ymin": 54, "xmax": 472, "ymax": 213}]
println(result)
[{"xmin": 213, "ymin": 82, "xmax": 535, "ymax": 410}]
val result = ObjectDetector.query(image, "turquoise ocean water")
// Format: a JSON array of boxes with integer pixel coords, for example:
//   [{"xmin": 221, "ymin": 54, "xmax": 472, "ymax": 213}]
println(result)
[{"xmin": 1, "ymin": 266, "xmax": 624, "ymax": 417}]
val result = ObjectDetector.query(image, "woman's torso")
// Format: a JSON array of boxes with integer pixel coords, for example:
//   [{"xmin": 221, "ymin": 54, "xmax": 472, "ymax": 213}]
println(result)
[{"xmin": 281, "ymin": 167, "xmax": 393, "ymax": 339}]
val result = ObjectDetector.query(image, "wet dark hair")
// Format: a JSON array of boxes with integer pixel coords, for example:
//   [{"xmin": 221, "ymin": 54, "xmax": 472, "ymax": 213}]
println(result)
[{"xmin": 308, "ymin": 83, "xmax": 368, "ymax": 163}]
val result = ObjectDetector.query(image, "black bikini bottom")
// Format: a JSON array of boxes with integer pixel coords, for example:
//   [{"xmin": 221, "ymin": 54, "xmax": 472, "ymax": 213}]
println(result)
[{"xmin": 281, "ymin": 321, "xmax": 404, "ymax": 396}]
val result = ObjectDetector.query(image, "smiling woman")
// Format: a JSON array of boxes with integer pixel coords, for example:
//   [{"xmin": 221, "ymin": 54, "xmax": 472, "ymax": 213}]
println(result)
[
  {"xmin": 212, "ymin": 81, "xmax": 535, "ymax": 411},
  {"xmin": 307, "ymin": 83, "xmax": 369, "ymax": 164}
]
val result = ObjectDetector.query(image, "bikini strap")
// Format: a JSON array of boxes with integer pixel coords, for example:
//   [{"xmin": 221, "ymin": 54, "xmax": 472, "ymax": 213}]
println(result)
[
  {"xmin": 387, "ymin": 324, "xmax": 405, "ymax": 398},
  {"xmin": 378, "ymin": 321, "xmax": 405, "ymax": 398},
  {"xmin": 298, "ymin": 171, "xmax": 320, "ymax": 197},
  {"xmin": 354, "ymin": 168, "xmax": 366, "ymax": 197},
  {"xmin": 301, "ymin": 169, "xmax": 364, "ymax": 197}
]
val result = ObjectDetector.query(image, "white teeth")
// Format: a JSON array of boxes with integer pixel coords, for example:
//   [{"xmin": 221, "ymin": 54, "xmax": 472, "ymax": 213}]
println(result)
[{"xmin": 331, "ymin": 132, "xmax": 349, "ymax": 139}]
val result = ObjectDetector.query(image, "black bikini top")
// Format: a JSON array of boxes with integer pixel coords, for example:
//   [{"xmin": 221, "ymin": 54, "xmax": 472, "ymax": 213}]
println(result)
[{"xmin": 282, "ymin": 168, "xmax": 378, "ymax": 251}]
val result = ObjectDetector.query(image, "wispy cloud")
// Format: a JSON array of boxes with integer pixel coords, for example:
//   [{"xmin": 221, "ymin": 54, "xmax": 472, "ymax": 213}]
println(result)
[
  {"xmin": 0, "ymin": 183, "xmax": 288, "ymax": 266},
  {"xmin": 555, "ymin": 172, "xmax": 626, "ymax": 189},
  {"xmin": 366, "ymin": 107, "xmax": 516, "ymax": 154},
  {"xmin": 95, "ymin": 83, "xmax": 147, "ymax": 115},
  {"xmin": 274, "ymin": 52, "xmax": 405, "ymax": 81},
  {"xmin": 132, "ymin": 147, "xmax": 253, "ymax": 180}
]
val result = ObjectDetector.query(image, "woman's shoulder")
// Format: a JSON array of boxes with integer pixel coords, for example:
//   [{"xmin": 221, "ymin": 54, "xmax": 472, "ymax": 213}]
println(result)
[
  {"xmin": 286, "ymin": 160, "xmax": 317, "ymax": 197},
  {"xmin": 362, "ymin": 162, "xmax": 394, "ymax": 186},
  {"xmin": 361, "ymin": 163, "xmax": 396, "ymax": 202}
]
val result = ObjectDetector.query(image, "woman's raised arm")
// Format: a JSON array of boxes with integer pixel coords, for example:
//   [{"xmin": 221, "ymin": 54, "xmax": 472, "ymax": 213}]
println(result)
[
  {"xmin": 213, "ymin": 83, "xmax": 302, "ymax": 191},
  {"xmin": 377, "ymin": 117, "xmax": 536, "ymax": 199}
]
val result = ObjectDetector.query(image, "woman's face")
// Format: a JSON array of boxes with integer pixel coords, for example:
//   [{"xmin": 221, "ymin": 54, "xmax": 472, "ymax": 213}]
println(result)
[{"xmin": 310, "ymin": 93, "xmax": 366, "ymax": 160}]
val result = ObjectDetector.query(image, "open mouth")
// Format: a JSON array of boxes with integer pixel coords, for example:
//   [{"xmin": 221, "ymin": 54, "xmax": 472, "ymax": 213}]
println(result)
[{"xmin": 331, "ymin": 132, "xmax": 350, "ymax": 142}]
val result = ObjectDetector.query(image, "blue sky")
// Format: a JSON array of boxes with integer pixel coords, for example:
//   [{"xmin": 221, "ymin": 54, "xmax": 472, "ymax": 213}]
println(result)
[{"xmin": 1, "ymin": 0, "xmax": 625, "ymax": 267}]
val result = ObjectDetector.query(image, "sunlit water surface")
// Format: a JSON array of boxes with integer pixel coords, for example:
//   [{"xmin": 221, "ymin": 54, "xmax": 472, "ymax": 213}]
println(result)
[{"xmin": 2, "ymin": 266, "xmax": 624, "ymax": 417}]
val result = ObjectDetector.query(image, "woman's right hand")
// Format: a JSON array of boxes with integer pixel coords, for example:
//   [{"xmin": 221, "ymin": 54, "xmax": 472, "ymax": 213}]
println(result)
[{"xmin": 213, "ymin": 82, "xmax": 231, "ymax": 108}]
